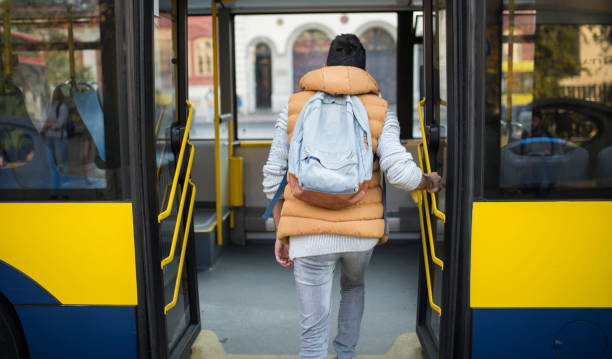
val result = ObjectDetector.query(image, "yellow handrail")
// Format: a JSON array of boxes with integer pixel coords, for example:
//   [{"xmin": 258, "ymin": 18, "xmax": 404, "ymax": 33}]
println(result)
[
  {"xmin": 238, "ymin": 141, "xmax": 273, "ymax": 147},
  {"xmin": 194, "ymin": 221, "xmax": 217, "ymax": 234},
  {"xmin": 155, "ymin": 105, "xmax": 167, "ymax": 137},
  {"xmin": 67, "ymin": 4, "xmax": 76, "ymax": 82},
  {"xmin": 212, "ymin": 0, "xmax": 223, "ymax": 245},
  {"xmin": 160, "ymin": 140, "xmax": 195, "ymax": 268},
  {"xmin": 417, "ymin": 98, "xmax": 446, "ymax": 222},
  {"xmin": 418, "ymin": 143, "xmax": 444, "ymax": 270},
  {"xmin": 158, "ymin": 100, "xmax": 194, "ymax": 223},
  {"xmin": 417, "ymin": 190, "xmax": 442, "ymax": 316},
  {"xmin": 164, "ymin": 180, "xmax": 197, "ymax": 315},
  {"xmin": 413, "ymin": 97, "xmax": 444, "ymax": 316}
]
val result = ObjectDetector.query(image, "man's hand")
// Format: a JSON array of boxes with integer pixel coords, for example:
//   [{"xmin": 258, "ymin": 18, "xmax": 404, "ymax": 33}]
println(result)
[
  {"xmin": 275, "ymin": 239, "xmax": 293, "ymax": 268},
  {"xmin": 418, "ymin": 172, "xmax": 442, "ymax": 193}
]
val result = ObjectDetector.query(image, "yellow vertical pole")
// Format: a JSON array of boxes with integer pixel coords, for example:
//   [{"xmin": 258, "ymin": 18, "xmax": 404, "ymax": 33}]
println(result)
[
  {"xmin": 212, "ymin": 0, "xmax": 223, "ymax": 245},
  {"xmin": 3, "ymin": 0, "xmax": 12, "ymax": 77},
  {"xmin": 67, "ymin": 4, "xmax": 76, "ymax": 82},
  {"xmin": 228, "ymin": 108, "xmax": 235, "ymax": 231},
  {"xmin": 505, "ymin": 0, "xmax": 514, "ymax": 141}
]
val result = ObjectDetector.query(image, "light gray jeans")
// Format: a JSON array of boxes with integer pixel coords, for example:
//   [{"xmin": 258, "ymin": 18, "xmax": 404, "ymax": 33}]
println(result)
[{"xmin": 293, "ymin": 249, "xmax": 374, "ymax": 359}]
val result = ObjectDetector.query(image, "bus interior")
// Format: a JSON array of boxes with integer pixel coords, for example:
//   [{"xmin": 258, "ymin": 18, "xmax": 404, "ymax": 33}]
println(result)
[
  {"xmin": 180, "ymin": 1, "xmax": 443, "ymax": 356},
  {"xmin": 2, "ymin": 0, "xmax": 611, "ymax": 358}
]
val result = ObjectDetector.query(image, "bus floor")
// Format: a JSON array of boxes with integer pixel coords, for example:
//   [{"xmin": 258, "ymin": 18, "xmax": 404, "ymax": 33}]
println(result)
[{"xmin": 193, "ymin": 240, "xmax": 422, "ymax": 358}]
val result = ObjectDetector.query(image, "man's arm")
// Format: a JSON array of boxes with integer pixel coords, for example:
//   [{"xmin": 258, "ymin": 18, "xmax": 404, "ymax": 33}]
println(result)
[
  {"xmin": 262, "ymin": 105, "xmax": 293, "ymax": 268},
  {"xmin": 272, "ymin": 199, "xmax": 292, "ymax": 268},
  {"xmin": 262, "ymin": 105, "xmax": 289, "ymax": 200},
  {"xmin": 272, "ymin": 199, "xmax": 284, "ymax": 230},
  {"xmin": 378, "ymin": 111, "xmax": 442, "ymax": 193}
]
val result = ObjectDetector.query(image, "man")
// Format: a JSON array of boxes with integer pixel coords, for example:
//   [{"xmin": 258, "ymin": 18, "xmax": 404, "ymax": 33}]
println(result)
[{"xmin": 262, "ymin": 34, "xmax": 441, "ymax": 359}]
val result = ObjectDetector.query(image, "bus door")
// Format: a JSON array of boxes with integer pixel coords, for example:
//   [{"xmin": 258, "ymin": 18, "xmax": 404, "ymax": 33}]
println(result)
[
  {"xmin": 415, "ymin": 0, "xmax": 461, "ymax": 357},
  {"xmin": 151, "ymin": 0, "xmax": 200, "ymax": 356}
]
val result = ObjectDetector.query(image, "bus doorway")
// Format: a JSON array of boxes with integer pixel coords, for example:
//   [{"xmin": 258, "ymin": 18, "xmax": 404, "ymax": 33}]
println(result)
[
  {"xmin": 183, "ymin": 1, "xmax": 463, "ymax": 357},
  {"xmin": 147, "ymin": 0, "xmax": 202, "ymax": 356}
]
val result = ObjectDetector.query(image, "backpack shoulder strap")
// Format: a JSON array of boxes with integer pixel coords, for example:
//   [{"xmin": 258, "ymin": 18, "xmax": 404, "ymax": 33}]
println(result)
[
  {"xmin": 373, "ymin": 156, "xmax": 388, "ymax": 237},
  {"xmin": 262, "ymin": 173, "xmax": 287, "ymax": 220},
  {"xmin": 287, "ymin": 91, "xmax": 317, "ymax": 142}
]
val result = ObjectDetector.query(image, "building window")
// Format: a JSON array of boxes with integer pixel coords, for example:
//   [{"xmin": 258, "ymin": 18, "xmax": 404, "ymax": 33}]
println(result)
[
  {"xmin": 292, "ymin": 29, "xmax": 331, "ymax": 92},
  {"xmin": 193, "ymin": 38, "xmax": 213, "ymax": 77},
  {"xmin": 360, "ymin": 27, "xmax": 397, "ymax": 105},
  {"xmin": 255, "ymin": 43, "xmax": 272, "ymax": 109}
]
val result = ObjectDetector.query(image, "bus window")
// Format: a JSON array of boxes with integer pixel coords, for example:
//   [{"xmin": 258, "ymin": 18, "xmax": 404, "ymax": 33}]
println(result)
[
  {"xmin": 484, "ymin": 0, "xmax": 612, "ymax": 198},
  {"xmin": 412, "ymin": 12, "xmax": 424, "ymax": 138},
  {"xmin": 234, "ymin": 13, "xmax": 398, "ymax": 140},
  {"xmin": 0, "ymin": 0, "xmax": 124, "ymax": 199},
  {"xmin": 187, "ymin": 16, "xmax": 215, "ymax": 139}
]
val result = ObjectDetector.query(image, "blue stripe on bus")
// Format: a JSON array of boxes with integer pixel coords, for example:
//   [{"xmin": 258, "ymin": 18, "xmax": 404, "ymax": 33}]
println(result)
[
  {"xmin": 472, "ymin": 308, "xmax": 612, "ymax": 359},
  {"xmin": 15, "ymin": 305, "xmax": 137, "ymax": 359},
  {"xmin": 0, "ymin": 260, "xmax": 60, "ymax": 305},
  {"xmin": 518, "ymin": 137, "xmax": 566, "ymax": 145}
]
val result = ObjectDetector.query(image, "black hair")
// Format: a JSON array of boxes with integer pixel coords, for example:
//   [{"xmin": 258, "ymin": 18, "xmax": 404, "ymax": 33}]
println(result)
[{"xmin": 326, "ymin": 34, "xmax": 366, "ymax": 70}]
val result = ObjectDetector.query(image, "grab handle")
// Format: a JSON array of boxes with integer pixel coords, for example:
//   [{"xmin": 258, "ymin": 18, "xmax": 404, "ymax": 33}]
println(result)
[
  {"xmin": 417, "ymin": 98, "xmax": 446, "ymax": 223},
  {"xmin": 417, "ymin": 143, "xmax": 444, "ymax": 270},
  {"xmin": 160, "ymin": 140, "xmax": 195, "ymax": 268},
  {"xmin": 164, "ymin": 181, "xmax": 197, "ymax": 314},
  {"xmin": 158, "ymin": 100, "xmax": 194, "ymax": 223},
  {"xmin": 416, "ymin": 190, "xmax": 442, "ymax": 316},
  {"xmin": 414, "ymin": 98, "xmax": 444, "ymax": 316}
]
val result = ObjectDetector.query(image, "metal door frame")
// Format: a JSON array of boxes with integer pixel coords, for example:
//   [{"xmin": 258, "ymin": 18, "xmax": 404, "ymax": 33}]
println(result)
[
  {"xmin": 133, "ymin": 0, "xmax": 201, "ymax": 357},
  {"xmin": 415, "ymin": 0, "xmax": 470, "ymax": 357}
]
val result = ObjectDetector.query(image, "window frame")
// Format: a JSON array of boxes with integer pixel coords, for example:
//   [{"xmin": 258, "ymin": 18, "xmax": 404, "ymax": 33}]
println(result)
[
  {"xmin": 229, "ymin": 11, "xmax": 416, "ymax": 141},
  {"xmin": 0, "ymin": 0, "xmax": 130, "ymax": 202},
  {"xmin": 481, "ymin": 0, "xmax": 612, "ymax": 200}
]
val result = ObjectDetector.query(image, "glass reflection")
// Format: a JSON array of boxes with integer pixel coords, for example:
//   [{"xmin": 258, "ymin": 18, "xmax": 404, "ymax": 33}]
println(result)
[
  {"xmin": 486, "ymin": 0, "xmax": 612, "ymax": 197},
  {"xmin": 154, "ymin": 0, "xmax": 192, "ymax": 350},
  {"xmin": 0, "ymin": 0, "xmax": 113, "ymax": 195}
]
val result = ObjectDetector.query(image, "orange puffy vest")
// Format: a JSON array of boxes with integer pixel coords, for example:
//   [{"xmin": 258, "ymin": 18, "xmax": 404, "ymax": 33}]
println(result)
[{"xmin": 276, "ymin": 66, "xmax": 388, "ymax": 244}]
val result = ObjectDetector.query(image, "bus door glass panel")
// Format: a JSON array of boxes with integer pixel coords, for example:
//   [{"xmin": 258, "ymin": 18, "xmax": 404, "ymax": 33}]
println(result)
[
  {"xmin": 417, "ymin": 0, "xmax": 448, "ymax": 350},
  {"xmin": 484, "ymin": 0, "xmax": 612, "ymax": 198},
  {"xmin": 426, "ymin": 0, "xmax": 448, "ymax": 341},
  {"xmin": 154, "ymin": 0, "xmax": 193, "ymax": 350},
  {"xmin": 186, "ymin": 16, "xmax": 214, "ymax": 139},
  {"xmin": 0, "ymin": 0, "xmax": 122, "ymax": 199},
  {"xmin": 413, "ymin": 12, "xmax": 424, "ymax": 138}
]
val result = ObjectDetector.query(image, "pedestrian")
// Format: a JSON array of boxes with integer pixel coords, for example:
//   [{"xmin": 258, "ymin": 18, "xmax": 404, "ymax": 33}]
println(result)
[
  {"xmin": 43, "ymin": 87, "xmax": 70, "ymax": 173},
  {"xmin": 262, "ymin": 33, "xmax": 441, "ymax": 359}
]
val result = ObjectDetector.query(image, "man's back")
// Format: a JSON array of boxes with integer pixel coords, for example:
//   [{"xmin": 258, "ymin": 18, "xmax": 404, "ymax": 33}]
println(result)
[{"xmin": 262, "ymin": 33, "xmax": 441, "ymax": 359}]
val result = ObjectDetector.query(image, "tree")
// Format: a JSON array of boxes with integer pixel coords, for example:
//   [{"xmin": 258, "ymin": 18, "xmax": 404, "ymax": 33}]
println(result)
[{"xmin": 534, "ymin": 25, "xmax": 583, "ymax": 100}]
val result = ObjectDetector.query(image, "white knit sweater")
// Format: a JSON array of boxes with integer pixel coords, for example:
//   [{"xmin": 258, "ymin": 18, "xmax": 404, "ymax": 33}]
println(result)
[{"xmin": 262, "ymin": 104, "xmax": 422, "ymax": 259}]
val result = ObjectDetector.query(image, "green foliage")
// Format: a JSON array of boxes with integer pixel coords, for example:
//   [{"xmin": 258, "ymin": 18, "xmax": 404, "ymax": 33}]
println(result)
[
  {"xmin": 534, "ymin": 25, "xmax": 583, "ymax": 100},
  {"xmin": 43, "ymin": 50, "xmax": 93, "ymax": 87},
  {"xmin": 0, "ymin": 125, "xmax": 34, "ymax": 163}
]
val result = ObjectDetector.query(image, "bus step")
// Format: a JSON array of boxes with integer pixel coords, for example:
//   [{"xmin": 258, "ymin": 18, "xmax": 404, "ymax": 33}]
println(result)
[{"xmin": 190, "ymin": 330, "xmax": 423, "ymax": 359}]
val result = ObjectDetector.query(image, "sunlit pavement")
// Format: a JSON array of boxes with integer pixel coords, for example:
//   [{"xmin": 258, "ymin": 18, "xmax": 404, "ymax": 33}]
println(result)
[{"xmin": 191, "ymin": 330, "xmax": 423, "ymax": 359}]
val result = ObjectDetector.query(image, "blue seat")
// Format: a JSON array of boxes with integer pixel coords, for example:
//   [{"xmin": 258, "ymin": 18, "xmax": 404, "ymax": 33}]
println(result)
[
  {"xmin": 596, "ymin": 145, "xmax": 612, "ymax": 186},
  {"xmin": 501, "ymin": 138, "xmax": 589, "ymax": 188}
]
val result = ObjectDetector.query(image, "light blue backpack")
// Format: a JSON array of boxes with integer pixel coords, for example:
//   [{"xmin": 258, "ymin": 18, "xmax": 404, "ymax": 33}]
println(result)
[
  {"xmin": 288, "ymin": 91, "xmax": 373, "ymax": 194},
  {"xmin": 263, "ymin": 92, "xmax": 388, "ymax": 238}
]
